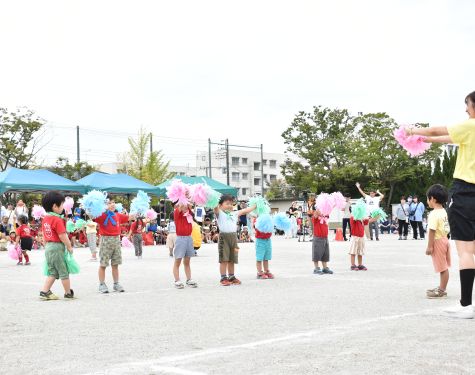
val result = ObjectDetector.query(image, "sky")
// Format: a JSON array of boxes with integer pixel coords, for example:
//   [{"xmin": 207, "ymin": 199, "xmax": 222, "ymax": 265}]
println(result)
[{"xmin": 1, "ymin": 0, "xmax": 474, "ymax": 167}]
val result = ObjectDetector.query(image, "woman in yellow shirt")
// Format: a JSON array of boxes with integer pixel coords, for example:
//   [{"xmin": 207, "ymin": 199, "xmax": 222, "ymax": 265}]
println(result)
[{"xmin": 408, "ymin": 91, "xmax": 475, "ymax": 319}]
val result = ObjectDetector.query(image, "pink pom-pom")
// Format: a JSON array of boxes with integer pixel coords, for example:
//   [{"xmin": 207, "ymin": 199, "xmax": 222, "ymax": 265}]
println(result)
[
  {"xmin": 32, "ymin": 205, "xmax": 46, "ymax": 220},
  {"xmin": 190, "ymin": 184, "xmax": 208, "ymax": 206},
  {"xmin": 146, "ymin": 209, "xmax": 157, "ymax": 220},
  {"xmin": 331, "ymin": 192, "xmax": 346, "ymax": 210},
  {"xmin": 64, "ymin": 197, "xmax": 74, "ymax": 214},
  {"xmin": 394, "ymin": 125, "xmax": 431, "ymax": 157},
  {"xmin": 316, "ymin": 193, "xmax": 334, "ymax": 217},
  {"xmin": 166, "ymin": 180, "xmax": 190, "ymax": 205},
  {"xmin": 121, "ymin": 237, "xmax": 133, "ymax": 248},
  {"xmin": 8, "ymin": 243, "xmax": 19, "ymax": 260}
]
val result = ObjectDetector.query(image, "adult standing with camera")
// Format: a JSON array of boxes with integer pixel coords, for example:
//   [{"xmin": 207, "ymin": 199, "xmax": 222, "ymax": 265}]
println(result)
[{"xmin": 409, "ymin": 195, "xmax": 425, "ymax": 240}]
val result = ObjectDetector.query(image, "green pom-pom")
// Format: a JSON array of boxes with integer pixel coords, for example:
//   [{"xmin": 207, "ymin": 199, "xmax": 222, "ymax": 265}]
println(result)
[
  {"xmin": 249, "ymin": 196, "xmax": 271, "ymax": 216},
  {"xmin": 64, "ymin": 251, "xmax": 80, "ymax": 274},
  {"xmin": 205, "ymin": 188, "xmax": 221, "ymax": 209},
  {"xmin": 66, "ymin": 221, "xmax": 75, "ymax": 233},
  {"xmin": 371, "ymin": 208, "xmax": 388, "ymax": 222},
  {"xmin": 351, "ymin": 200, "xmax": 367, "ymax": 221},
  {"xmin": 74, "ymin": 219, "xmax": 86, "ymax": 230}
]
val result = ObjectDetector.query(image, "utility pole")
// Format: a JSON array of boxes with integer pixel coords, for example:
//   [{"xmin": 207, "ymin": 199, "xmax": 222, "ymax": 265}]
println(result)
[
  {"xmin": 208, "ymin": 138, "xmax": 212, "ymax": 178},
  {"xmin": 260, "ymin": 144, "xmax": 264, "ymax": 195},
  {"xmin": 76, "ymin": 126, "xmax": 80, "ymax": 164},
  {"xmin": 149, "ymin": 132, "xmax": 153, "ymax": 154},
  {"xmin": 225, "ymin": 138, "xmax": 230, "ymax": 186}
]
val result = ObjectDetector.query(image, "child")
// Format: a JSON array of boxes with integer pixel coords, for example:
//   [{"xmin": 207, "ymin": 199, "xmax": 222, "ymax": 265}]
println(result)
[
  {"xmin": 425, "ymin": 184, "xmax": 451, "ymax": 298},
  {"xmin": 191, "ymin": 220, "xmax": 202, "ymax": 256},
  {"xmin": 311, "ymin": 209, "xmax": 333, "ymax": 275},
  {"xmin": 214, "ymin": 195, "xmax": 256, "ymax": 286},
  {"xmin": 129, "ymin": 216, "xmax": 144, "ymax": 259},
  {"xmin": 15, "ymin": 215, "xmax": 33, "ymax": 265},
  {"xmin": 95, "ymin": 198, "xmax": 129, "ymax": 293},
  {"xmin": 40, "ymin": 191, "xmax": 74, "ymax": 300},
  {"xmin": 253, "ymin": 217, "xmax": 274, "ymax": 279},
  {"xmin": 172, "ymin": 203, "xmax": 197, "ymax": 289},
  {"xmin": 240, "ymin": 226, "xmax": 251, "ymax": 242},
  {"xmin": 86, "ymin": 218, "xmax": 98, "ymax": 261},
  {"xmin": 166, "ymin": 214, "xmax": 177, "ymax": 257},
  {"xmin": 349, "ymin": 215, "xmax": 377, "ymax": 271}
]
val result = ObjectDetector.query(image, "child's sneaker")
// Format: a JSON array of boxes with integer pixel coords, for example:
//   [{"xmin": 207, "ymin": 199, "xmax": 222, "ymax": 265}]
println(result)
[
  {"xmin": 64, "ymin": 289, "xmax": 75, "ymax": 299},
  {"xmin": 113, "ymin": 282, "xmax": 125, "ymax": 292},
  {"xmin": 228, "ymin": 276, "xmax": 241, "ymax": 285},
  {"xmin": 98, "ymin": 283, "xmax": 109, "ymax": 294},
  {"xmin": 220, "ymin": 277, "xmax": 231, "ymax": 286},
  {"xmin": 350, "ymin": 265, "xmax": 359, "ymax": 271},
  {"xmin": 426, "ymin": 288, "xmax": 447, "ymax": 299},
  {"xmin": 322, "ymin": 267, "xmax": 333, "ymax": 274},
  {"xmin": 313, "ymin": 268, "xmax": 323, "ymax": 275},
  {"xmin": 16, "ymin": 261, "xmax": 22, "ymax": 266},
  {"xmin": 358, "ymin": 265, "xmax": 368, "ymax": 271},
  {"xmin": 257, "ymin": 272, "xmax": 269, "ymax": 279},
  {"xmin": 39, "ymin": 290, "xmax": 59, "ymax": 300},
  {"xmin": 175, "ymin": 281, "xmax": 184, "ymax": 289},
  {"xmin": 186, "ymin": 279, "xmax": 198, "ymax": 288},
  {"xmin": 24, "ymin": 262, "xmax": 31, "ymax": 266},
  {"xmin": 264, "ymin": 271, "xmax": 274, "ymax": 279}
]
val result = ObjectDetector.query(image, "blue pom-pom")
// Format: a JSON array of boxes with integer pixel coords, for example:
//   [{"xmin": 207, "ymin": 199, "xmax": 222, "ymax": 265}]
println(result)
[
  {"xmin": 256, "ymin": 214, "xmax": 274, "ymax": 233},
  {"xmin": 79, "ymin": 190, "xmax": 107, "ymax": 218},
  {"xmin": 130, "ymin": 190, "xmax": 151, "ymax": 215},
  {"xmin": 115, "ymin": 203, "xmax": 123, "ymax": 213},
  {"xmin": 273, "ymin": 213, "xmax": 291, "ymax": 232}
]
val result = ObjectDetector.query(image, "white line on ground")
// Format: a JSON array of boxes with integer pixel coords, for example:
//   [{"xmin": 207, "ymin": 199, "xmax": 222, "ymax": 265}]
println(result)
[{"xmin": 150, "ymin": 366, "xmax": 208, "ymax": 375}]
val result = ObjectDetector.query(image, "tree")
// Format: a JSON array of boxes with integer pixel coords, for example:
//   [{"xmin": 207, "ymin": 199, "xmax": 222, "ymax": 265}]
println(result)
[
  {"xmin": 265, "ymin": 179, "xmax": 294, "ymax": 200},
  {"xmin": 0, "ymin": 107, "xmax": 45, "ymax": 171},
  {"xmin": 119, "ymin": 127, "xmax": 173, "ymax": 185},
  {"xmin": 47, "ymin": 157, "xmax": 97, "ymax": 181}
]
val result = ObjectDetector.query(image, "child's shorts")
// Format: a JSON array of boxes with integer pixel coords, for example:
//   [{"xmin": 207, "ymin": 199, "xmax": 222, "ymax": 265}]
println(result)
[
  {"xmin": 312, "ymin": 237, "xmax": 329, "ymax": 262},
  {"xmin": 174, "ymin": 236, "xmax": 194, "ymax": 259},
  {"xmin": 448, "ymin": 179, "xmax": 475, "ymax": 241},
  {"xmin": 166, "ymin": 232, "xmax": 177, "ymax": 249},
  {"xmin": 45, "ymin": 242, "xmax": 69, "ymax": 280},
  {"xmin": 20, "ymin": 237, "xmax": 33, "ymax": 251},
  {"xmin": 255, "ymin": 238, "xmax": 272, "ymax": 261},
  {"xmin": 218, "ymin": 232, "xmax": 239, "ymax": 264},
  {"xmin": 99, "ymin": 235, "xmax": 122, "ymax": 267},
  {"xmin": 432, "ymin": 237, "xmax": 451, "ymax": 273},
  {"xmin": 349, "ymin": 236, "xmax": 365, "ymax": 256}
]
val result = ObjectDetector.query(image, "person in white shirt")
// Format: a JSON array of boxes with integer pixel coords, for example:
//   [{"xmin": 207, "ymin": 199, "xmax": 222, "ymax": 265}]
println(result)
[{"xmin": 356, "ymin": 182, "xmax": 385, "ymax": 241}]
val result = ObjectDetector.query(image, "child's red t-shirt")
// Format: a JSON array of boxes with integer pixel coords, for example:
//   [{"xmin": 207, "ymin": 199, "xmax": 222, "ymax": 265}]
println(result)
[
  {"xmin": 130, "ymin": 221, "xmax": 144, "ymax": 234},
  {"xmin": 95, "ymin": 211, "xmax": 129, "ymax": 236},
  {"xmin": 174, "ymin": 208, "xmax": 192, "ymax": 236},
  {"xmin": 312, "ymin": 217, "xmax": 329, "ymax": 238},
  {"xmin": 350, "ymin": 217, "xmax": 369, "ymax": 237},
  {"xmin": 16, "ymin": 224, "xmax": 32, "ymax": 238},
  {"xmin": 42, "ymin": 215, "xmax": 66, "ymax": 243}
]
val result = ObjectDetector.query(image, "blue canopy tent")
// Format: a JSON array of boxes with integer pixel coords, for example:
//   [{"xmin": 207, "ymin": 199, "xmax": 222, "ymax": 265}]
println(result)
[
  {"xmin": 0, "ymin": 168, "xmax": 86, "ymax": 194},
  {"xmin": 156, "ymin": 176, "xmax": 238, "ymax": 197},
  {"xmin": 77, "ymin": 172, "xmax": 162, "ymax": 195}
]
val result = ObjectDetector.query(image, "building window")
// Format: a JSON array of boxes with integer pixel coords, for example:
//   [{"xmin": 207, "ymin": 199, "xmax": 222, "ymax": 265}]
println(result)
[
  {"xmin": 242, "ymin": 158, "xmax": 248, "ymax": 165},
  {"xmin": 254, "ymin": 162, "xmax": 260, "ymax": 171},
  {"xmin": 232, "ymin": 172, "xmax": 240, "ymax": 182},
  {"xmin": 180, "ymin": 172, "xmax": 185, "ymax": 176},
  {"xmin": 242, "ymin": 173, "xmax": 248, "ymax": 180},
  {"xmin": 222, "ymin": 168, "xmax": 227, "ymax": 174},
  {"xmin": 202, "ymin": 156, "xmax": 206, "ymax": 161},
  {"xmin": 242, "ymin": 188, "xmax": 247, "ymax": 195},
  {"xmin": 231, "ymin": 157, "xmax": 239, "ymax": 166},
  {"xmin": 270, "ymin": 174, "xmax": 277, "ymax": 182},
  {"xmin": 269, "ymin": 160, "xmax": 277, "ymax": 168},
  {"xmin": 263, "ymin": 174, "xmax": 268, "ymax": 180},
  {"xmin": 254, "ymin": 178, "xmax": 260, "ymax": 186},
  {"xmin": 263, "ymin": 159, "xmax": 267, "ymax": 166}
]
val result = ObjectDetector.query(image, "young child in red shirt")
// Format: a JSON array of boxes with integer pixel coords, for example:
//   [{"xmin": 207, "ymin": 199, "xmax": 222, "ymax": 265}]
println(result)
[
  {"xmin": 349, "ymin": 215, "xmax": 376, "ymax": 271},
  {"xmin": 95, "ymin": 198, "xmax": 129, "ymax": 294},
  {"xmin": 128, "ymin": 217, "xmax": 144, "ymax": 259},
  {"xmin": 311, "ymin": 210, "xmax": 333, "ymax": 275},
  {"xmin": 172, "ymin": 204, "xmax": 198, "ymax": 289},
  {"xmin": 253, "ymin": 217, "xmax": 275, "ymax": 279},
  {"xmin": 16, "ymin": 215, "xmax": 33, "ymax": 265},
  {"xmin": 40, "ymin": 191, "xmax": 74, "ymax": 300}
]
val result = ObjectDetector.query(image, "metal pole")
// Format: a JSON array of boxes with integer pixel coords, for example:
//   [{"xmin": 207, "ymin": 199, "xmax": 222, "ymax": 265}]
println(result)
[
  {"xmin": 225, "ymin": 139, "xmax": 230, "ymax": 186},
  {"xmin": 76, "ymin": 126, "xmax": 80, "ymax": 164},
  {"xmin": 150, "ymin": 132, "xmax": 153, "ymax": 154},
  {"xmin": 208, "ymin": 138, "xmax": 212, "ymax": 178},
  {"xmin": 260, "ymin": 144, "xmax": 264, "ymax": 195}
]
